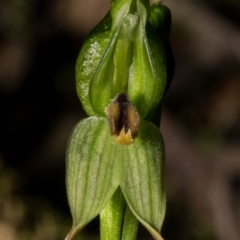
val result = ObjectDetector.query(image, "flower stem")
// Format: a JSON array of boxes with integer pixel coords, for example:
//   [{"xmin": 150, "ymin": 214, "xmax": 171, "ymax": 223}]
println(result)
[
  {"xmin": 121, "ymin": 204, "xmax": 139, "ymax": 240},
  {"xmin": 100, "ymin": 187, "xmax": 139, "ymax": 240},
  {"xmin": 100, "ymin": 187, "xmax": 125, "ymax": 240}
]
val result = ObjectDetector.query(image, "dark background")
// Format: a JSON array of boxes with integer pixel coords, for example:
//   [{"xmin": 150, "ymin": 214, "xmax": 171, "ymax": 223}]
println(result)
[{"xmin": 0, "ymin": 0, "xmax": 240, "ymax": 239}]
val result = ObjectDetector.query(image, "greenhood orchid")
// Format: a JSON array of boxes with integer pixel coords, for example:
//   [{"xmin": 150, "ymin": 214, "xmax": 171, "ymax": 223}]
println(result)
[{"xmin": 65, "ymin": 0, "xmax": 173, "ymax": 239}]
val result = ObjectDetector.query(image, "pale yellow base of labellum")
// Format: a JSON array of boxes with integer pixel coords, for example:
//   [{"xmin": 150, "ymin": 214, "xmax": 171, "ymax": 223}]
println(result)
[{"xmin": 114, "ymin": 128, "xmax": 133, "ymax": 145}]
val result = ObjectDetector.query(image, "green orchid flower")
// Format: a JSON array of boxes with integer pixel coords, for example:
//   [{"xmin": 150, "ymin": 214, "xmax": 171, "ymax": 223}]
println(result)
[
  {"xmin": 65, "ymin": 0, "xmax": 173, "ymax": 239},
  {"xmin": 65, "ymin": 93, "xmax": 165, "ymax": 240},
  {"xmin": 76, "ymin": 0, "xmax": 167, "ymax": 120}
]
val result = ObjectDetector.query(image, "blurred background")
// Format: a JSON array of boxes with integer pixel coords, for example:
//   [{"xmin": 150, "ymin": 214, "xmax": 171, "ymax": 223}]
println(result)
[{"xmin": 0, "ymin": 0, "xmax": 240, "ymax": 239}]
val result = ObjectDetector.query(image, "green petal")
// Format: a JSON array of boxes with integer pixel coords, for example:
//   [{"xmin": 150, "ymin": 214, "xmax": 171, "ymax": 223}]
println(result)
[
  {"xmin": 76, "ymin": 0, "xmax": 167, "ymax": 119},
  {"xmin": 65, "ymin": 117, "xmax": 121, "ymax": 239},
  {"xmin": 128, "ymin": 0, "xmax": 167, "ymax": 119},
  {"xmin": 120, "ymin": 120, "xmax": 166, "ymax": 240},
  {"xmin": 76, "ymin": 0, "xmax": 133, "ymax": 116}
]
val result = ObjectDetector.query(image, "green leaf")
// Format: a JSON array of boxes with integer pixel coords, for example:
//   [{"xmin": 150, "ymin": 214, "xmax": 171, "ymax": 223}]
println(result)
[
  {"xmin": 120, "ymin": 120, "xmax": 166, "ymax": 240},
  {"xmin": 65, "ymin": 117, "xmax": 121, "ymax": 240}
]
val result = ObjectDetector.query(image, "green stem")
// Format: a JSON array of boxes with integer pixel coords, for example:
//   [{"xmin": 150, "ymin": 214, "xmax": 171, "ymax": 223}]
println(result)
[
  {"xmin": 100, "ymin": 187, "xmax": 125, "ymax": 240},
  {"xmin": 121, "ymin": 204, "xmax": 139, "ymax": 240},
  {"xmin": 100, "ymin": 187, "xmax": 139, "ymax": 240}
]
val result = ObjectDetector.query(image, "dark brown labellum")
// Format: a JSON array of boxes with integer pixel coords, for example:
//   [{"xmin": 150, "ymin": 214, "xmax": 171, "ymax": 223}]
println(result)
[{"xmin": 105, "ymin": 92, "xmax": 140, "ymax": 145}]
